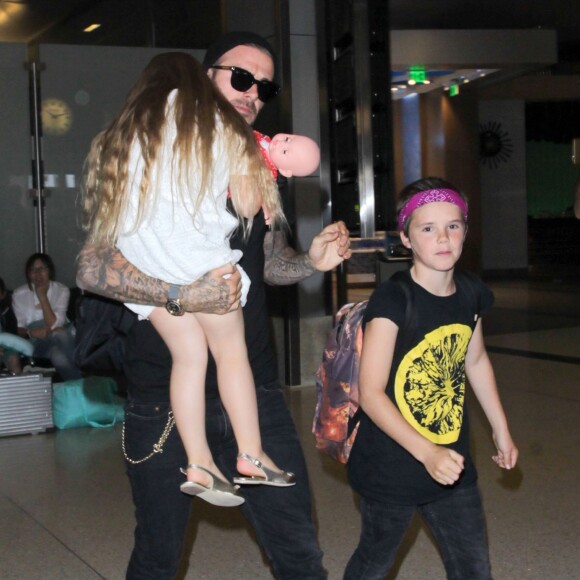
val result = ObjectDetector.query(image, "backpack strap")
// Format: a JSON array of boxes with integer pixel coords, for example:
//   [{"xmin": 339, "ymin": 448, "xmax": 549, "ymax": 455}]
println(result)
[
  {"xmin": 454, "ymin": 271, "xmax": 481, "ymax": 331},
  {"xmin": 347, "ymin": 269, "xmax": 415, "ymax": 436},
  {"xmin": 389, "ymin": 269, "xmax": 416, "ymax": 360}
]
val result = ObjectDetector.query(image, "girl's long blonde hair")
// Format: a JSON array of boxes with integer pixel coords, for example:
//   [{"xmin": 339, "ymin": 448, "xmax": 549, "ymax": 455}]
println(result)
[{"xmin": 82, "ymin": 51, "xmax": 283, "ymax": 246}]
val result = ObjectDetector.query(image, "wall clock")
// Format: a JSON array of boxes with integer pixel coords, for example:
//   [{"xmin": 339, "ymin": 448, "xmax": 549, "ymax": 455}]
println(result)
[{"xmin": 41, "ymin": 98, "xmax": 73, "ymax": 135}]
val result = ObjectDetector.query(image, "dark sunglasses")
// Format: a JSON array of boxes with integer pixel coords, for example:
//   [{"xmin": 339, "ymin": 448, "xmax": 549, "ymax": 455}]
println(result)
[{"xmin": 210, "ymin": 65, "xmax": 281, "ymax": 102}]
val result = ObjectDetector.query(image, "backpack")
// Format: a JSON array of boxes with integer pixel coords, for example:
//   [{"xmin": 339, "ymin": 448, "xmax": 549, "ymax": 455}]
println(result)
[
  {"xmin": 312, "ymin": 270, "xmax": 480, "ymax": 464},
  {"xmin": 74, "ymin": 292, "xmax": 137, "ymax": 375},
  {"xmin": 312, "ymin": 300, "xmax": 367, "ymax": 463}
]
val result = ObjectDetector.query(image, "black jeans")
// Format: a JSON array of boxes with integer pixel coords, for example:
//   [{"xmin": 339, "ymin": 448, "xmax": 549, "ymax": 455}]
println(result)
[
  {"xmin": 344, "ymin": 483, "xmax": 491, "ymax": 580},
  {"xmin": 124, "ymin": 384, "xmax": 325, "ymax": 579}
]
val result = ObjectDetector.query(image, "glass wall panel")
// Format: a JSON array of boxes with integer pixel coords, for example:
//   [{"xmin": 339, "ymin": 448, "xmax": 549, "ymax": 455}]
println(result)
[
  {"xmin": 0, "ymin": 44, "xmax": 37, "ymax": 290},
  {"xmin": 38, "ymin": 45, "xmax": 203, "ymax": 287}
]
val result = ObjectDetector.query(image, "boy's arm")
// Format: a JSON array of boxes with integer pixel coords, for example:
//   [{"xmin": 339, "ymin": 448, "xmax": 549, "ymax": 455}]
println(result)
[
  {"xmin": 465, "ymin": 320, "xmax": 519, "ymax": 469},
  {"xmin": 263, "ymin": 221, "xmax": 351, "ymax": 285},
  {"xmin": 358, "ymin": 317, "xmax": 464, "ymax": 486},
  {"xmin": 76, "ymin": 243, "xmax": 241, "ymax": 314}
]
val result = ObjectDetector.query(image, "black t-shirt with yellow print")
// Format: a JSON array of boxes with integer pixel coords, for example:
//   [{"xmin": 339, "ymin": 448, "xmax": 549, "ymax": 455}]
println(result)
[{"xmin": 348, "ymin": 270, "xmax": 494, "ymax": 505}]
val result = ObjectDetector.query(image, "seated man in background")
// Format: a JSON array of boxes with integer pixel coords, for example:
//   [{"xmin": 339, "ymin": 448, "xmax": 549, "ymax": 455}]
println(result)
[{"xmin": 12, "ymin": 254, "xmax": 81, "ymax": 381}]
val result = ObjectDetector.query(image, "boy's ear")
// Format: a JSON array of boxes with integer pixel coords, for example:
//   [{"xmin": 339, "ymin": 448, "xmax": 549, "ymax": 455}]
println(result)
[
  {"xmin": 278, "ymin": 168, "xmax": 293, "ymax": 178},
  {"xmin": 400, "ymin": 230, "xmax": 412, "ymax": 249}
]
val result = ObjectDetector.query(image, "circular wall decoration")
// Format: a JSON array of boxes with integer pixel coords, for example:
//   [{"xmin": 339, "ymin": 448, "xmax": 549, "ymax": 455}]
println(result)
[{"xmin": 479, "ymin": 121, "xmax": 514, "ymax": 169}]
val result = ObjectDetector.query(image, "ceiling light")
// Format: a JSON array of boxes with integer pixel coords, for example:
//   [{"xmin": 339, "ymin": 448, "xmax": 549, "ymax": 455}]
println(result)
[{"xmin": 83, "ymin": 23, "xmax": 101, "ymax": 32}]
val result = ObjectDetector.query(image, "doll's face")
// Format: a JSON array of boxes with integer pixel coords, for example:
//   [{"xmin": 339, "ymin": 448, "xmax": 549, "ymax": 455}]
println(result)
[{"xmin": 268, "ymin": 134, "xmax": 320, "ymax": 177}]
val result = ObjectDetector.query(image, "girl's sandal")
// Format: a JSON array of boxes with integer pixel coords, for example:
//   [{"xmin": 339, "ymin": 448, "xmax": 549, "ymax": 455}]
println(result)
[
  {"xmin": 180, "ymin": 464, "xmax": 245, "ymax": 506},
  {"xmin": 233, "ymin": 452, "xmax": 296, "ymax": 487}
]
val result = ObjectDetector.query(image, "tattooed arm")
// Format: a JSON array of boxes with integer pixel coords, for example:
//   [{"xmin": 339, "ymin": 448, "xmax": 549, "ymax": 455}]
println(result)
[
  {"xmin": 263, "ymin": 221, "xmax": 351, "ymax": 285},
  {"xmin": 76, "ymin": 243, "xmax": 241, "ymax": 314}
]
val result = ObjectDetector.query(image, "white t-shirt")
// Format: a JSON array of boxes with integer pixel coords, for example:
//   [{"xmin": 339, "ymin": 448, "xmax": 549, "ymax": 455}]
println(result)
[{"xmin": 12, "ymin": 281, "xmax": 70, "ymax": 330}]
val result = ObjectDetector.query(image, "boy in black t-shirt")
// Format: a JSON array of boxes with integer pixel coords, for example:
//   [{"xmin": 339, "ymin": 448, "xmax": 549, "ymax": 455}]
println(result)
[{"xmin": 345, "ymin": 177, "xmax": 518, "ymax": 580}]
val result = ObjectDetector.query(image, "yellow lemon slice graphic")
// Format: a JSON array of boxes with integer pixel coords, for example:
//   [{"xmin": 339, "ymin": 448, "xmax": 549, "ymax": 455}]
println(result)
[{"xmin": 395, "ymin": 324, "xmax": 472, "ymax": 444}]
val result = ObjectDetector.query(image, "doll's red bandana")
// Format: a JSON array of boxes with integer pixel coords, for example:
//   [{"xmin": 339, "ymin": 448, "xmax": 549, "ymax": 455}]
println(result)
[{"xmin": 253, "ymin": 131, "xmax": 278, "ymax": 180}]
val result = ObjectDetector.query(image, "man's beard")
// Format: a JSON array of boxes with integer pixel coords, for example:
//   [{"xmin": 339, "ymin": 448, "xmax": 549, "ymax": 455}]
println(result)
[{"xmin": 231, "ymin": 98, "xmax": 258, "ymax": 124}]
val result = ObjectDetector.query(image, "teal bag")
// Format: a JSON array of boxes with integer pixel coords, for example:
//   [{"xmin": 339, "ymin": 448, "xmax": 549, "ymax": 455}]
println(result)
[{"xmin": 52, "ymin": 376, "xmax": 125, "ymax": 429}]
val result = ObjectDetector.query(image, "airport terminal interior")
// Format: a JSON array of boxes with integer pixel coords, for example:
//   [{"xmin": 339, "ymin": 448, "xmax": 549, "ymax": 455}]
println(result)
[{"xmin": 1, "ymin": 1, "xmax": 580, "ymax": 579}]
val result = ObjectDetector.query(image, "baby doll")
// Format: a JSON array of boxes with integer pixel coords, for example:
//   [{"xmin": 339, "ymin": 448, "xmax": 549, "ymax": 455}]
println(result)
[{"xmin": 255, "ymin": 132, "xmax": 320, "ymax": 179}]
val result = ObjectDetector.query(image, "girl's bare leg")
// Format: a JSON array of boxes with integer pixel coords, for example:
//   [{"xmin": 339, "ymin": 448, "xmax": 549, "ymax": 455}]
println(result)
[
  {"xmin": 194, "ymin": 308, "xmax": 283, "ymax": 477},
  {"xmin": 149, "ymin": 307, "xmax": 226, "ymax": 487}
]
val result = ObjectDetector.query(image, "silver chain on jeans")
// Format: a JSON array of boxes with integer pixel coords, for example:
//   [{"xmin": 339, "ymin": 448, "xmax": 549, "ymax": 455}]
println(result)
[{"xmin": 121, "ymin": 411, "xmax": 176, "ymax": 464}]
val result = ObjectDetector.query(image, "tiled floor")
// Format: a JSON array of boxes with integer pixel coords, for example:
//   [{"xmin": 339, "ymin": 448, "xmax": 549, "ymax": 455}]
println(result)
[{"xmin": 1, "ymin": 276, "xmax": 579, "ymax": 579}]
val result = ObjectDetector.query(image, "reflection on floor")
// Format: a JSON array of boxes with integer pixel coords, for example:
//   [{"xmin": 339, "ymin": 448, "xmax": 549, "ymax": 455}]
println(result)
[{"xmin": 0, "ymin": 277, "xmax": 579, "ymax": 579}]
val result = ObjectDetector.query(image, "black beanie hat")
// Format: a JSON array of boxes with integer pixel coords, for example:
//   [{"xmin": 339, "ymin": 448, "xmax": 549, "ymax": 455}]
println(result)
[{"xmin": 202, "ymin": 30, "xmax": 277, "ymax": 78}]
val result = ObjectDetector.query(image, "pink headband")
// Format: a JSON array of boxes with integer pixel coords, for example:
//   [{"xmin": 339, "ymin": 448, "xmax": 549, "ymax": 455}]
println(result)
[{"xmin": 397, "ymin": 188, "xmax": 468, "ymax": 231}]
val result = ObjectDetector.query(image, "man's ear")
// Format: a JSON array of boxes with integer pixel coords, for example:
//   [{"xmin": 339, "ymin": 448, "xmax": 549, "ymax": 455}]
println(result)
[
  {"xmin": 400, "ymin": 230, "xmax": 412, "ymax": 249},
  {"xmin": 278, "ymin": 168, "xmax": 293, "ymax": 178}
]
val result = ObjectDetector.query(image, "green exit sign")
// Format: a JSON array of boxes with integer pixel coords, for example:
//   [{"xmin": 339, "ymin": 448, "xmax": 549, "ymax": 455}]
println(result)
[
  {"xmin": 449, "ymin": 84, "xmax": 459, "ymax": 97},
  {"xmin": 409, "ymin": 65, "xmax": 426, "ymax": 84}
]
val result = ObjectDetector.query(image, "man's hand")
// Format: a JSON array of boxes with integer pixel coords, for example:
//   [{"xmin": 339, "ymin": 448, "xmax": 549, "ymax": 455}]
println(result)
[
  {"xmin": 263, "ymin": 221, "xmax": 351, "ymax": 285},
  {"xmin": 307, "ymin": 220, "xmax": 352, "ymax": 272},
  {"xmin": 181, "ymin": 263, "xmax": 242, "ymax": 314}
]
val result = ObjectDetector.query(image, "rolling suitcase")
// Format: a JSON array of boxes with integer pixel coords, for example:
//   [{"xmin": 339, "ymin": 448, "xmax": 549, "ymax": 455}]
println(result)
[{"xmin": 0, "ymin": 373, "xmax": 53, "ymax": 437}]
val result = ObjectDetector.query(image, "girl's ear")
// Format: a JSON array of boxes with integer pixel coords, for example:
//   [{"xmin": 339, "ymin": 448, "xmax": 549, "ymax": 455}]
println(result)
[{"xmin": 400, "ymin": 230, "xmax": 412, "ymax": 249}]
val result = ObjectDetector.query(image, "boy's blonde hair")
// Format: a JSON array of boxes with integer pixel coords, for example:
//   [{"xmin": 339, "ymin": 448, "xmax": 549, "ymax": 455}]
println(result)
[{"xmin": 82, "ymin": 51, "xmax": 283, "ymax": 246}]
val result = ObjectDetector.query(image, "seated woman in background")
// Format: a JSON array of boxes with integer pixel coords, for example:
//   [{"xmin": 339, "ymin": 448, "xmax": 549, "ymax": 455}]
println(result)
[
  {"xmin": 12, "ymin": 254, "xmax": 81, "ymax": 381},
  {"xmin": 0, "ymin": 276, "xmax": 22, "ymax": 374}
]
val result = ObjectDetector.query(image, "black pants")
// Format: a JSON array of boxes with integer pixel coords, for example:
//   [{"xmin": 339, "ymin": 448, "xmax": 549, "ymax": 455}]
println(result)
[{"xmin": 124, "ymin": 384, "xmax": 325, "ymax": 579}]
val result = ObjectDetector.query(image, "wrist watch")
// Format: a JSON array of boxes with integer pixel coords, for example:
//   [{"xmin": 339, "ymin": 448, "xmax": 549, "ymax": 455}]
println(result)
[{"xmin": 165, "ymin": 284, "xmax": 184, "ymax": 316}]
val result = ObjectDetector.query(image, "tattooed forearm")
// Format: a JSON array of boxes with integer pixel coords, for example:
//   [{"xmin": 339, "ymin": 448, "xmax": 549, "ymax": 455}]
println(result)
[
  {"xmin": 76, "ymin": 244, "xmax": 169, "ymax": 306},
  {"xmin": 76, "ymin": 243, "xmax": 238, "ymax": 314},
  {"xmin": 263, "ymin": 231, "xmax": 317, "ymax": 286}
]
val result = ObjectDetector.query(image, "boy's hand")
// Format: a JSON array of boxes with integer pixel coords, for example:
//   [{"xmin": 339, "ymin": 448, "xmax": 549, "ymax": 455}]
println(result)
[
  {"xmin": 492, "ymin": 432, "xmax": 518, "ymax": 470},
  {"xmin": 423, "ymin": 446, "xmax": 465, "ymax": 485}
]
